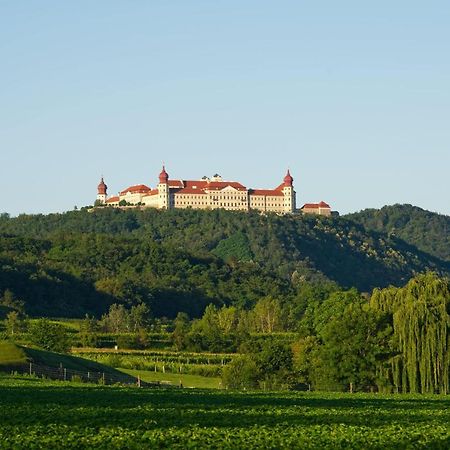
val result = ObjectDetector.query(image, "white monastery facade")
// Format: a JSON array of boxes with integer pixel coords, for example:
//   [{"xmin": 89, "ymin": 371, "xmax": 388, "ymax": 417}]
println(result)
[{"xmin": 96, "ymin": 167, "xmax": 331, "ymax": 216}]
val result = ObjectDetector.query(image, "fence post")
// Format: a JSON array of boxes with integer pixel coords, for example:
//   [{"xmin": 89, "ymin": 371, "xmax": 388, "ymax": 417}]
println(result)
[
  {"xmin": 87, "ymin": 371, "xmax": 90, "ymax": 381},
  {"xmin": 29, "ymin": 362, "xmax": 32, "ymax": 376},
  {"xmin": 137, "ymin": 375, "xmax": 141, "ymax": 388},
  {"xmin": 64, "ymin": 368, "xmax": 67, "ymax": 381}
]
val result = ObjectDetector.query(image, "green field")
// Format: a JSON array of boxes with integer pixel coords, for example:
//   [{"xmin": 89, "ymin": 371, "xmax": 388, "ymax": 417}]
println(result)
[
  {"xmin": 0, "ymin": 341, "xmax": 138, "ymax": 385},
  {"xmin": 121, "ymin": 368, "xmax": 221, "ymax": 389},
  {"xmin": 1, "ymin": 375, "xmax": 450, "ymax": 449},
  {"xmin": 0, "ymin": 342, "xmax": 27, "ymax": 365}
]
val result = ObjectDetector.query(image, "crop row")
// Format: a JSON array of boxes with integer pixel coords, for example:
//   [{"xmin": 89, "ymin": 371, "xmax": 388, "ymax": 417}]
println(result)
[
  {"xmin": 81, "ymin": 354, "xmax": 223, "ymax": 377},
  {"xmin": 76, "ymin": 350, "xmax": 234, "ymax": 365},
  {"xmin": 1, "ymin": 375, "xmax": 450, "ymax": 449}
]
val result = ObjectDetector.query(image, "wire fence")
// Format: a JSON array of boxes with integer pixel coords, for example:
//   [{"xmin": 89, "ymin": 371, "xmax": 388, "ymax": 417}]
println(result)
[{"xmin": 1, "ymin": 362, "xmax": 172, "ymax": 388}]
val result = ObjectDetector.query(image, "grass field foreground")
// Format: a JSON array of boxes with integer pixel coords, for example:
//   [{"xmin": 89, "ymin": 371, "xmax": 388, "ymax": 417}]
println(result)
[
  {"xmin": 121, "ymin": 368, "xmax": 221, "ymax": 389},
  {"xmin": 1, "ymin": 374, "xmax": 450, "ymax": 449},
  {"xmin": 0, "ymin": 342, "xmax": 27, "ymax": 365}
]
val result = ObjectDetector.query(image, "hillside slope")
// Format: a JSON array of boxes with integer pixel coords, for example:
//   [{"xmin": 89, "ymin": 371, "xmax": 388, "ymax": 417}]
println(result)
[
  {"xmin": 346, "ymin": 204, "xmax": 450, "ymax": 261},
  {"xmin": 0, "ymin": 341, "xmax": 135, "ymax": 381},
  {"xmin": 0, "ymin": 208, "xmax": 448, "ymax": 318}
]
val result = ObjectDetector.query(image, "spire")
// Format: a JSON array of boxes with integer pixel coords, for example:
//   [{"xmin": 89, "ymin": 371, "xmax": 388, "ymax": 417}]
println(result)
[
  {"xmin": 283, "ymin": 169, "xmax": 293, "ymax": 187},
  {"xmin": 97, "ymin": 176, "xmax": 107, "ymax": 195},
  {"xmin": 159, "ymin": 165, "xmax": 169, "ymax": 183}
]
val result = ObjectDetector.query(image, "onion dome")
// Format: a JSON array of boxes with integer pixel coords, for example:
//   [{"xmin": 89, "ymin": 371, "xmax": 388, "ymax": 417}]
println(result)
[
  {"xmin": 283, "ymin": 169, "xmax": 293, "ymax": 187},
  {"xmin": 97, "ymin": 177, "xmax": 107, "ymax": 195},
  {"xmin": 159, "ymin": 165, "xmax": 169, "ymax": 183}
]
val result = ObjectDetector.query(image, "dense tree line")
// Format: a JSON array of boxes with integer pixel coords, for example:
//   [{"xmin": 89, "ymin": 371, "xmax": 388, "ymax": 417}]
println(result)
[
  {"xmin": 3, "ymin": 270, "xmax": 449, "ymax": 393},
  {"xmin": 0, "ymin": 207, "xmax": 448, "ymax": 321},
  {"xmin": 0, "ymin": 231, "xmax": 292, "ymax": 318},
  {"xmin": 164, "ymin": 273, "xmax": 450, "ymax": 393},
  {"xmin": 346, "ymin": 204, "xmax": 450, "ymax": 262}
]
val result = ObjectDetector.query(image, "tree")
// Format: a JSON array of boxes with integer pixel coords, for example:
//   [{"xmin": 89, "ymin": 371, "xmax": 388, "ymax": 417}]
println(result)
[
  {"xmin": 79, "ymin": 315, "xmax": 100, "ymax": 347},
  {"xmin": 318, "ymin": 301, "xmax": 390, "ymax": 392},
  {"xmin": 28, "ymin": 319, "xmax": 71, "ymax": 353},
  {"xmin": 5, "ymin": 311, "xmax": 24, "ymax": 336},
  {"xmin": 222, "ymin": 355, "xmax": 259, "ymax": 389},
  {"xmin": 172, "ymin": 312, "xmax": 190, "ymax": 351},
  {"xmin": 1, "ymin": 289, "xmax": 25, "ymax": 314},
  {"xmin": 216, "ymin": 305, "xmax": 238, "ymax": 334},
  {"xmin": 371, "ymin": 273, "xmax": 450, "ymax": 394},
  {"xmin": 252, "ymin": 297, "xmax": 282, "ymax": 333},
  {"xmin": 129, "ymin": 303, "xmax": 151, "ymax": 332},
  {"xmin": 292, "ymin": 336, "xmax": 321, "ymax": 388},
  {"xmin": 100, "ymin": 303, "xmax": 129, "ymax": 333},
  {"xmin": 253, "ymin": 340, "xmax": 294, "ymax": 389}
]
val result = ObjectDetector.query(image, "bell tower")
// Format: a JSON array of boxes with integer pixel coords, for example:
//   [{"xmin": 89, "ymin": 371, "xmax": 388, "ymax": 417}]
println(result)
[
  {"xmin": 282, "ymin": 169, "xmax": 296, "ymax": 213},
  {"xmin": 157, "ymin": 165, "xmax": 170, "ymax": 209},
  {"xmin": 96, "ymin": 177, "xmax": 108, "ymax": 204}
]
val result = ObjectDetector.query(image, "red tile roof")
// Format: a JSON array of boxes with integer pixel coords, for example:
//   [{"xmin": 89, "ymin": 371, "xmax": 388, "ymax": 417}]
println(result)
[
  {"xmin": 142, "ymin": 189, "xmax": 159, "ymax": 196},
  {"xmin": 106, "ymin": 196, "xmax": 119, "ymax": 203},
  {"xmin": 168, "ymin": 180, "xmax": 184, "ymax": 188},
  {"xmin": 159, "ymin": 166, "xmax": 169, "ymax": 183},
  {"xmin": 284, "ymin": 169, "xmax": 293, "ymax": 186},
  {"xmin": 250, "ymin": 189, "xmax": 284, "ymax": 197},
  {"xmin": 302, "ymin": 201, "xmax": 331, "ymax": 209},
  {"xmin": 120, "ymin": 184, "xmax": 151, "ymax": 195},
  {"xmin": 175, "ymin": 188, "xmax": 207, "ymax": 195},
  {"xmin": 207, "ymin": 181, "xmax": 247, "ymax": 191},
  {"xmin": 184, "ymin": 180, "xmax": 209, "ymax": 189},
  {"xmin": 168, "ymin": 179, "xmax": 247, "ymax": 192}
]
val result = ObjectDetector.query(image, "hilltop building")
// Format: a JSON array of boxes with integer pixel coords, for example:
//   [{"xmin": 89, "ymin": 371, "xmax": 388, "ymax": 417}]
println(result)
[
  {"xmin": 96, "ymin": 166, "xmax": 331, "ymax": 215},
  {"xmin": 301, "ymin": 201, "xmax": 332, "ymax": 217}
]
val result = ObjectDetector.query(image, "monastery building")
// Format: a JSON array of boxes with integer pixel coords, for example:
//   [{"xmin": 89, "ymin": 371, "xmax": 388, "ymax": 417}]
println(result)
[{"xmin": 96, "ymin": 167, "xmax": 331, "ymax": 216}]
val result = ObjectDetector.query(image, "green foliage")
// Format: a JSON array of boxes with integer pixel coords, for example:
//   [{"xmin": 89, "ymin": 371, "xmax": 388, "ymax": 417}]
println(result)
[
  {"xmin": 222, "ymin": 355, "xmax": 259, "ymax": 389},
  {"xmin": 4, "ymin": 311, "xmax": 25, "ymax": 337},
  {"xmin": 223, "ymin": 339, "xmax": 294, "ymax": 390},
  {"xmin": 79, "ymin": 315, "xmax": 99, "ymax": 348},
  {"xmin": 252, "ymin": 296, "xmax": 283, "ymax": 333},
  {"xmin": 100, "ymin": 304, "xmax": 130, "ymax": 333},
  {"xmin": 212, "ymin": 231, "xmax": 254, "ymax": 262},
  {"xmin": 28, "ymin": 319, "xmax": 71, "ymax": 353},
  {"xmin": 316, "ymin": 301, "xmax": 391, "ymax": 391},
  {"xmin": 171, "ymin": 312, "xmax": 190, "ymax": 351},
  {"xmin": 0, "ymin": 289, "xmax": 25, "ymax": 315},
  {"xmin": 371, "ymin": 273, "xmax": 450, "ymax": 394},
  {"xmin": 347, "ymin": 204, "xmax": 450, "ymax": 262},
  {"xmin": 0, "ymin": 207, "xmax": 447, "ymax": 321}
]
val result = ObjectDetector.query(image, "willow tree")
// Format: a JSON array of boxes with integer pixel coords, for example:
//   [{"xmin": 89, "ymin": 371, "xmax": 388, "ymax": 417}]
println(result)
[{"xmin": 371, "ymin": 273, "xmax": 450, "ymax": 394}]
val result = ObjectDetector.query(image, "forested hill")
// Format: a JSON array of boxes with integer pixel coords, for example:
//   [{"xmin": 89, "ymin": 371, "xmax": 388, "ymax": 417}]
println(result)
[
  {"xmin": 0, "ymin": 208, "xmax": 448, "ymax": 318},
  {"xmin": 346, "ymin": 204, "xmax": 450, "ymax": 262}
]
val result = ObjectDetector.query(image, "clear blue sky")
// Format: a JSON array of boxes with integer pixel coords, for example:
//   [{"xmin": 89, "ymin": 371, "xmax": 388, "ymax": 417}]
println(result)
[{"xmin": 1, "ymin": 1, "xmax": 449, "ymax": 216}]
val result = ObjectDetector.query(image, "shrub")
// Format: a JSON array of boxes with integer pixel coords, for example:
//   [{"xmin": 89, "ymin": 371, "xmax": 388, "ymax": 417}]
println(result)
[
  {"xmin": 222, "ymin": 355, "xmax": 259, "ymax": 389},
  {"xmin": 28, "ymin": 319, "xmax": 71, "ymax": 353}
]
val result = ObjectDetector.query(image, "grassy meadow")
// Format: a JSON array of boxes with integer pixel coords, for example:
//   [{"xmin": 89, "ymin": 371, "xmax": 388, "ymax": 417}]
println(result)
[
  {"xmin": 121, "ymin": 368, "xmax": 221, "ymax": 389},
  {"xmin": 1, "ymin": 374, "xmax": 450, "ymax": 449}
]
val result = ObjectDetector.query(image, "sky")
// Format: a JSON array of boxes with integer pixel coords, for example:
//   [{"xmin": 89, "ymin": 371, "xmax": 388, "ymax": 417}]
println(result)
[{"xmin": 1, "ymin": 1, "xmax": 449, "ymax": 216}]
